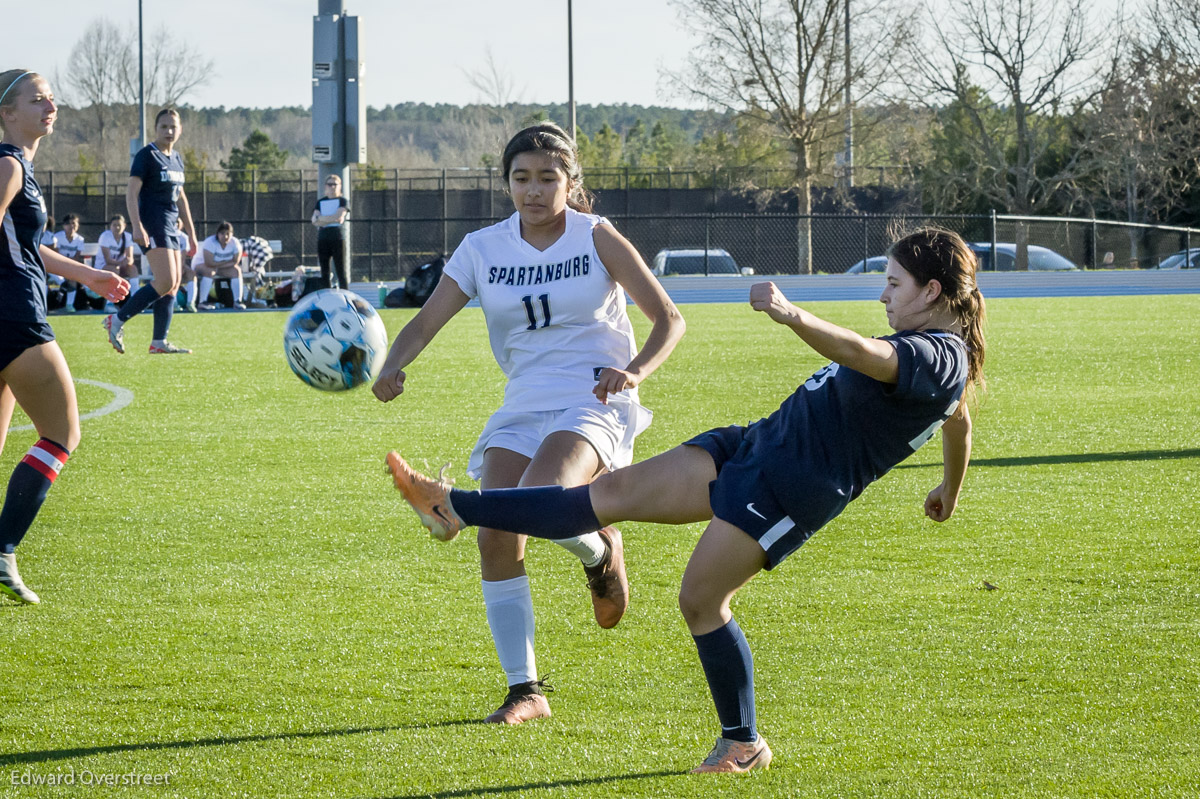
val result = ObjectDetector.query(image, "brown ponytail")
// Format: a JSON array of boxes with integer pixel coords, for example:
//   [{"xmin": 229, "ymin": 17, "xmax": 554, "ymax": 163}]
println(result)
[{"xmin": 887, "ymin": 227, "xmax": 987, "ymax": 395}]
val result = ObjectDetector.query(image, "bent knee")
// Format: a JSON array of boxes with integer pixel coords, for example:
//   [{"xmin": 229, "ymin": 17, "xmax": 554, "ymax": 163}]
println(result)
[
  {"xmin": 476, "ymin": 527, "xmax": 524, "ymax": 563},
  {"xmin": 678, "ymin": 583, "xmax": 714, "ymax": 629}
]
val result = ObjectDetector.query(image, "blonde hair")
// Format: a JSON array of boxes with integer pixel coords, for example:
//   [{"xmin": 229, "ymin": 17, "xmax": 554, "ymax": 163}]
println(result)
[{"xmin": 0, "ymin": 70, "xmax": 38, "ymax": 130}]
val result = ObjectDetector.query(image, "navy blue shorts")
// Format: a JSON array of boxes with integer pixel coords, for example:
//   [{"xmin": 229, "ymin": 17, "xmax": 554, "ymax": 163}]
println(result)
[
  {"xmin": 0, "ymin": 319, "xmax": 56, "ymax": 373},
  {"xmin": 144, "ymin": 218, "xmax": 181, "ymax": 251},
  {"xmin": 685, "ymin": 425, "xmax": 816, "ymax": 570}
]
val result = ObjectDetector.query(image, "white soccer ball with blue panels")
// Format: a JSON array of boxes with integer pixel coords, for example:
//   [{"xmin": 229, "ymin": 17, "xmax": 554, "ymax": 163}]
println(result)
[{"xmin": 283, "ymin": 289, "xmax": 388, "ymax": 391}]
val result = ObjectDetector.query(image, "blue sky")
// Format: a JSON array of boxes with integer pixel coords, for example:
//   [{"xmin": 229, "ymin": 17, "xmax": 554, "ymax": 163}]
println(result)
[{"xmin": 11, "ymin": 0, "xmax": 699, "ymax": 110}]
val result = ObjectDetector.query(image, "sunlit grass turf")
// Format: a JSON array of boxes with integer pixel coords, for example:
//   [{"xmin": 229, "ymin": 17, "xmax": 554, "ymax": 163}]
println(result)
[{"xmin": 1, "ymin": 296, "xmax": 1197, "ymax": 798}]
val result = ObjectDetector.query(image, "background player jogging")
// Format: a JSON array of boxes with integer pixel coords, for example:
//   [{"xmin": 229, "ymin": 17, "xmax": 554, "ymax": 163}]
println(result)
[
  {"xmin": 372, "ymin": 123, "xmax": 685, "ymax": 725},
  {"xmin": 105, "ymin": 107, "xmax": 197, "ymax": 355},
  {"xmin": 385, "ymin": 227, "xmax": 986, "ymax": 772}
]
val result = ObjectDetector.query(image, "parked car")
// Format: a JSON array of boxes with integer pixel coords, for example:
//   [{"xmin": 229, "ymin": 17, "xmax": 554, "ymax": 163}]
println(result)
[
  {"xmin": 968, "ymin": 242, "xmax": 1079, "ymax": 271},
  {"xmin": 848, "ymin": 243, "xmax": 1078, "ymax": 274},
  {"xmin": 651, "ymin": 248, "xmax": 750, "ymax": 276},
  {"xmin": 1156, "ymin": 249, "xmax": 1200, "ymax": 269},
  {"xmin": 846, "ymin": 255, "xmax": 888, "ymax": 274}
]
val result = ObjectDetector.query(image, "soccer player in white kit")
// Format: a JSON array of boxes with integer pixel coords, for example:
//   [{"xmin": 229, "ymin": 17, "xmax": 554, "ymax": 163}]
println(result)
[{"xmin": 372, "ymin": 123, "xmax": 685, "ymax": 724}]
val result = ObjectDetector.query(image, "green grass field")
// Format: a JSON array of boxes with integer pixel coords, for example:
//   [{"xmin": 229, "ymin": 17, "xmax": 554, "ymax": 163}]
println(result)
[{"xmin": 2, "ymin": 296, "xmax": 1198, "ymax": 798}]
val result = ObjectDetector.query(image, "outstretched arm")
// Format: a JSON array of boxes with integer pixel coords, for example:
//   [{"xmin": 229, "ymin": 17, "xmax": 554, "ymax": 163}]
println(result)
[
  {"xmin": 749, "ymin": 281, "xmax": 899, "ymax": 384},
  {"xmin": 925, "ymin": 402, "xmax": 972, "ymax": 522},
  {"xmin": 40, "ymin": 245, "xmax": 130, "ymax": 302},
  {"xmin": 593, "ymin": 223, "xmax": 686, "ymax": 403},
  {"xmin": 371, "ymin": 275, "xmax": 470, "ymax": 403}
]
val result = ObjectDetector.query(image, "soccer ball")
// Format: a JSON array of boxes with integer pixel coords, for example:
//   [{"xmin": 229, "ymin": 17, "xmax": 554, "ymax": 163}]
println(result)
[{"xmin": 283, "ymin": 289, "xmax": 388, "ymax": 391}]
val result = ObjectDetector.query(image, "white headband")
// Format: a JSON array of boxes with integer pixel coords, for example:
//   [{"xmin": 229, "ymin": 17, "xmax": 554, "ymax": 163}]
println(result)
[{"xmin": 0, "ymin": 72, "xmax": 34, "ymax": 107}]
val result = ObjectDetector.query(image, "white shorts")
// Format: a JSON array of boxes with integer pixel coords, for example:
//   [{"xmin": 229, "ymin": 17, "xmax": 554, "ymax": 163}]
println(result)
[{"xmin": 467, "ymin": 396, "xmax": 652, "ymax": 480}]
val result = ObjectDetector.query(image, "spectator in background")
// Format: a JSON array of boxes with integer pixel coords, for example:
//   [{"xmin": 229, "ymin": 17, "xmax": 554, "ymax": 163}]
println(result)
[
  {"xmin": 40, "ymin": 215, "xmax": 63, "ymax": 309},
  {"xmin": 96, "ymin": 214, "xmax": 137, "ymax": 285},
  {"xmin": 52, "ymin": 213, "xmax": 85, "ymax": 312},
  {"xmin": 311, "ymin": 173, "xmax": 349, "ymax": 290},
  {"xmin": 196, "ymin": 221, "xmax": 244, "ymax": 310},
  {"xmin": 240, "ymin": 234, "xmax": 273, "ymax": 308},
  {"xmin": 40, "ymin": 214, "xmax": 55, "ymax": 249},
  {"xmin": 175, "ymin": 219, "xmax": 199, "ymax": 312}
]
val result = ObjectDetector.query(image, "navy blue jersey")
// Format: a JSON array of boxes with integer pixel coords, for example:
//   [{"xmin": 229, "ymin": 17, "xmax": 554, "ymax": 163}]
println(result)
[
  {"xmin": 0, "ymin": 144, "xmax": 49, "ymax": 323},
  {"xmin": 748, "ymin": 330, "xmax": 968, "ymax": 535},
  {"xmin": 130, "ymin": 143, "xmax": 184, "ymax": 227}
]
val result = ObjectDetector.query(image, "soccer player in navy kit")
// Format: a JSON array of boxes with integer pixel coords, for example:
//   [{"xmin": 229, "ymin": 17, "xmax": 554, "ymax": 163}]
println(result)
[
  {"xmin": 0, "ymin": 70, "xmax": 129, "ymax": 604},
  {"xmin": 105, "ymin": 107, "xmax": 197, "ymax": 354},
  {"xmin": 385, "ymin": 227, "xmax": 986, "ymax": 773}
]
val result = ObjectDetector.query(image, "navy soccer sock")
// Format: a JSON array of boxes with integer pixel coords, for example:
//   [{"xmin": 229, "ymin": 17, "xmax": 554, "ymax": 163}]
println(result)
[
  {"xmin": 449, "ymin": 485, "xmax": 600, "ymax": 540},
  {"xmin": 117, "ymin": 283, "xmax": 161, "ymax": 322},
  {"xmin": 693, "ymin": 617, "xmax": 758, "ymax": 743},
  {"xmin": 152, "ymin": 292, "xmax": 176, "ymax": 340},
  {"xmin": 0, "ymin": 439, "xmax": 70, "ymax": 554}
]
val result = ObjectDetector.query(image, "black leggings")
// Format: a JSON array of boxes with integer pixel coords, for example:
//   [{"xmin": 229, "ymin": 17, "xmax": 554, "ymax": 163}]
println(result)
[{"xmin": 317, "ymin": 234, "xmax": 349, "ymax": 289}]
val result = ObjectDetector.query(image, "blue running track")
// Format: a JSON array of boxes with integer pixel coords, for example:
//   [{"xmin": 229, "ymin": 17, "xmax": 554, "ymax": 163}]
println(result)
[{"xmin": 654, "ymin": 270, "xmax": 1200, "ymax": 304}]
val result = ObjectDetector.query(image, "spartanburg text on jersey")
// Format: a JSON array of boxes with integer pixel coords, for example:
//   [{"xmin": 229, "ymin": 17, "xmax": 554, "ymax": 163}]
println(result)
[{"xmin": 443, "ymin": 208, "xmax": 640, "ymax": 412}]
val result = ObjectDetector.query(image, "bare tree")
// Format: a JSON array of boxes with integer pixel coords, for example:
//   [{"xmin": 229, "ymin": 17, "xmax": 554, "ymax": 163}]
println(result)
[
  {"xmin": 923, "ymin": 0, "xmax": 1100, "ymax": 215},
  {"xmin": 58, "ymin": 17, "xmax": 214, "ymax": 167},
  {"xmin": 134, "ymin": 28, "xmax": 215, "ymax": 108},
  {"xmin": 665, "ymin": 0, "xmax": 915, "ymax": 273},
  {"xmin": 459, "ymin": 46, "xmax": 528, "ymax": 166},
  {"xmin": 1071, "ymin": 0, "xmax": 1200, "ymax": 261},
  {"xmin": 1149, "ymin": 0, "xmax": 1200, "ymax": 75},
  {"xmin": 1081, "ymin": 53, "xmax": 1197, "ymax": 225},
  {"xmin": 463, "ymin": 47, "xmax": 524, "ymax": 109},
  {"xmin": 58, "ymin": 19, "xmax": 133, "ymax": 166}
]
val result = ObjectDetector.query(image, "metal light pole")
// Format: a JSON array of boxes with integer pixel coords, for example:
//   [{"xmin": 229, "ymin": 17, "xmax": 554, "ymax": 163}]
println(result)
[
  {"xmin": 567, "ymin": 0, "xmax": 576, "ymax": 140},
  {"xmin": 843, "ymin": 0, "xmax": 853, "ymax": 188},
  {"xmin": 138, "ymin": 0, "xmax": 146, "ymax": 148}
]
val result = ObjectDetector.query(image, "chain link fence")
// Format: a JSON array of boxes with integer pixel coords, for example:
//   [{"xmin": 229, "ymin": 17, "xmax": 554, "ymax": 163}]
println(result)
[{"xmin": 39, "ymin": 168, "xmax": 1199, "ymax": 281}]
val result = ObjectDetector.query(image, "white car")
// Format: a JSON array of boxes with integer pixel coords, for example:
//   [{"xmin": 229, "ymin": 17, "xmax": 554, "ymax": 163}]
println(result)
[
  {"xmin": 969, "ymin": 243, "xmax": 1079, "ymax": 271},
  {"xmin": 651, "ymin": 248, "xmax": 751, "ymax": 276}
]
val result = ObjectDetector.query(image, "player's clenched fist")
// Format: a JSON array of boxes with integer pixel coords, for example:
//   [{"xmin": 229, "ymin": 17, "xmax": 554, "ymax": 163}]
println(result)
[
  {"xmin": 749, "ymin": 281, "xmax": 800, "ymax": 325},
  {"xmin": 372, "ymin": 368, "xmax": 407, "ymax": 402}
]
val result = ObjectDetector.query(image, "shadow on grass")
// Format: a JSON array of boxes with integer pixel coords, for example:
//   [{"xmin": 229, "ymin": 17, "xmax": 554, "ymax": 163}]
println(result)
[
  {"xmin": 897, "ymin": 447, "xmax": 1200, "ymax": 469},
  {"xmin": 366, "ymin": 769, "xmax": 691, "ymax": 799},
  {"xmin": 0, "ymin": 719, "xmax": 480, "ymax": 766}
]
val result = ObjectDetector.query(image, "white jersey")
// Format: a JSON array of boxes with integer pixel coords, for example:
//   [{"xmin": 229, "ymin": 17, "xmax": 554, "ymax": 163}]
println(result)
[
  {"xmin": 202, "ymin": 234, "xmax": 242, "ymax": 264},
  {"xmin": 96, "ymin": 229, "xmax": 133, "ymax": 269},
  {"xmin": 445, "ymin": 208, "xmax": 640, "ymax": 412},
  {"xmin": 53, "ymin": 230, "xmax": 85, "ymax": 259}
]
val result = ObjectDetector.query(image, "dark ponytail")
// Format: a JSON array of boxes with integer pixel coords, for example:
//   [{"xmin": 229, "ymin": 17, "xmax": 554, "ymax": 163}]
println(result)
[
  {"xmin": 501, "ymin": 123, "xmax": 594, "ymax": 213},
  {"xmin": 887, "ymin": 227, "xmax": 987, "ymax": 394}
]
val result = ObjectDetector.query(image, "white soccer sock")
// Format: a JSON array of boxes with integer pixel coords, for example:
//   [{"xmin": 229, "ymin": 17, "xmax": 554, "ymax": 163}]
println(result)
[
  {"xmin": 65, "ymin": 290, "xmax": 76, "ymax": 306},
  {"xmin": 481, "ymin": 575, "xmax": 537, "ymax": 685},
  {"xmin": 198, "ymin": 276, "xmax": 214, "ymax": 304},
  {"xmin": 232, "ymin": 275, "xmax": 244, "ymax": 304},
  {"xmin": 555, "ymin": 531, "xmax": 607, "ymax": 568},
  {"xmin": 184, "ymin": 278, "xmax": 197, "ymax": 305}
]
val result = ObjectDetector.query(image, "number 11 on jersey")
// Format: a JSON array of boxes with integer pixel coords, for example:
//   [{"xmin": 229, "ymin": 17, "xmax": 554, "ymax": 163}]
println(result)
[{"xmin": 522, "ymin": 294, "xmax": 551, "ymax": 330}]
